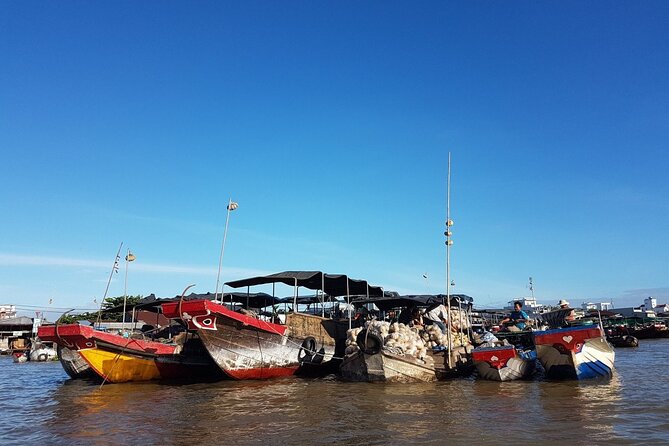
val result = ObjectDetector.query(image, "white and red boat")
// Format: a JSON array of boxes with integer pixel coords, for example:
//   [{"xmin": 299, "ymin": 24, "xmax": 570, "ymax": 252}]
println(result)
[
  {"xmin": 472, "ymin": 344, "xmax": 536, "ymax": 381},
  {"xmin": 162, "ymin": 271, "xmax": 383, "ymax": 380},
  {"xmin": 534, "ymin": 324, "xmax": 614, "ymax": 380}
]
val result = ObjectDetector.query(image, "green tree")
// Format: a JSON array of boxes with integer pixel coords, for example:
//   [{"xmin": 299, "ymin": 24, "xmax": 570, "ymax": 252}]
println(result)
[
  {"xmin": 102, "ymin": 295, "xmax": 143, "ymax": 311},
  {"xmin": 56, "ymin": 295, "xmax": 144, "ymax": 323}
]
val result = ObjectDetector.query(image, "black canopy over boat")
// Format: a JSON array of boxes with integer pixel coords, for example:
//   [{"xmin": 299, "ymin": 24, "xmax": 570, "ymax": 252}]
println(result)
[{"xmin": 224, "ymin": 270, "xmax": 384, "ymax": 298}]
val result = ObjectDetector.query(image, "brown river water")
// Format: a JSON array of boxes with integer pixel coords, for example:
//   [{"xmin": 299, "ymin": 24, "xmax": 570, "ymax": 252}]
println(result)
[{"xmin": 1, "ymin": 339, "xmax": 668, "ymax": 445}]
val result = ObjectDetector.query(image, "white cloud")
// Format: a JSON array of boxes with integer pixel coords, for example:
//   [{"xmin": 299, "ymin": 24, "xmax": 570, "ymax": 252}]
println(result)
[{"xmin": 0, "ymin": 253, "xmax": 267, "ymax": 278}]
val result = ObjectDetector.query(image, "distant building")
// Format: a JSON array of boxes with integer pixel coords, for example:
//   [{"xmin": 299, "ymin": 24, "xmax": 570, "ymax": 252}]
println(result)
[
  {"xmin": 644, "ymin": 296, "xmax": 657, "ymax": 310},
  {"xmin": 654, "ymin": 303, "xmax": 669, "ymax": 315},
  {"xmin": 0, "ymin": 316, "xmax": 34, "ymax": 353},
  {"xmin": 615, "ymin": 306, "xmax": 656, "ymax": 319},
  {"xmin": 582, "ymin": 302, "xmax": 613, "ymax": 312},
  {"xmin": 0, "ymin": 304, "xmax": 17, "ymax": 320},
  {"xmin": 505, "ymin": 297, "xmax": 548, "ymax": 319}
]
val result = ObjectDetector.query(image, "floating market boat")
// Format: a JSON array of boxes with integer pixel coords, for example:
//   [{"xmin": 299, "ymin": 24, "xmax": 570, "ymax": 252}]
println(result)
[
  {"xmin": 340, "ymin": 294, "xmax": 474, "ymax": 382},
  {"xmin": 37, "ymin": 323, "xmax": 222, "ymax": 383},
  {"xmin": 340, "ymin": 324, "xmax": 437, "ymax": 383},
  {"xmin": 162, "ymin": 271, "xmax": 383, "ymax": 380},
  {"xmin": 623, "ymin": 322, "xmax": 669, "ymax": 339},
  {"xmin": 472, "ymin": 345, "xmax": 536, "ymax": 381},
  {"xmin": 606, "ymin": 333, "xmax": 639, "ymax": 348},
  {"xmin": 533, "ymin": 310, "xmax": 614, "ymax": 380},
  {"xmin": 29, "ymin": 340, "xmax": 57, "ymax": 362}
]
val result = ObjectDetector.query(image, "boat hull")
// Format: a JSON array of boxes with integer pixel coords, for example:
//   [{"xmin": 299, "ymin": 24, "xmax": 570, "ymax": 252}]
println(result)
[
  {"xmin": 534, "ymin": 325, "xmax": 615, "ymax": 380},
  {"xmin": 472, "ymin": 345, "xmax": 536, "ymax": 381},
  {"xmin": 38, "ymin": 324, "xmax": 221, "ymax": 383},
  {"xmin": 340, "ymin": 350, "xmax": 436, "ymax": 383},
  {"xmin": 162, "ymin": 300, "xmax": 342, "ymax": 380},
  {"xmin": 57, "ymin": 345, "xmax": 98, "ymax": 379}
]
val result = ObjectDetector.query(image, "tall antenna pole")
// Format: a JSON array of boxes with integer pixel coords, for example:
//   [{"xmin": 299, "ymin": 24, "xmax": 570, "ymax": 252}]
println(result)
[
  {"xmin": 96, "ymin": 242, "xmax": 123, "ymax": 326},
  {"xmin": 529, "ymin": 277, "xmax": 535, "ymax": 300},
  {"xmin": 215, "ymin": 198, "xmax": 238, "ymax": 301},
  {"xmin": 445, "ymin": 152, "xmax": 454, "ymax": 369},
  {"xmin": 122, "ymin": 248, "xmax": 129, "ymax": 332}
]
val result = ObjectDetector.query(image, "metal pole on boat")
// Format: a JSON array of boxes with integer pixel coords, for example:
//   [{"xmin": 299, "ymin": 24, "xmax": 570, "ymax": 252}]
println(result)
[
  {"xmin": 445, "ymin": 152, "xmax": 454, "ymax": 369},
  {"xmin": 96, "ymin": 242, "xmax": 123, "ymax": 326},
  {"xmin": 121, "ymin": 249, "xmax": 135, "ymax": 333},
  {"xmin": 293, "ymin": 279, "xmax": 298, "ymax": 313},
  {"xmin": 215, "ymin": 199, "xmax": 238, "ymax": 301},
  {"xmin": 347, "ymin": 277, "xmax": 351, "ymax": 330},
  {"xmin": 321, "ymin": 273, "xmax": 325, "ymax": 317}
]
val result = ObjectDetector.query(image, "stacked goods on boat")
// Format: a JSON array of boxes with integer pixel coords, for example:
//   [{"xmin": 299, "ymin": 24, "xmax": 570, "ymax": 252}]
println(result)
[
  {"xmin": 341, "ymin": 320, "xmax": 436, "ymax": 383},
  {"xmin": 341, "ymin": 317, "xmax": 474, "ymax": 382}
]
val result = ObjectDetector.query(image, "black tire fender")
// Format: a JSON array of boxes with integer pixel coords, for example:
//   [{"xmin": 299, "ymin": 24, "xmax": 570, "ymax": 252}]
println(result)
[
  {"xmin": 356, "ymin": 329, "xmax": 383, "ymax": 355},
  {"xmin": 37, "ymin": 353, "xmax": 48, "ymax": 362},
  {"xmin": 298, "ymin": 337, "xmax": 317, "ymax": 364}
]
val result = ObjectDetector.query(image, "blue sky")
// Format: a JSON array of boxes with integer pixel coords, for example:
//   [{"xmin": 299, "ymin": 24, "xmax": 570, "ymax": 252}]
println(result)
[{"xmin": 2, "ymin": 1, "xmax": 668, "ymax": 317}]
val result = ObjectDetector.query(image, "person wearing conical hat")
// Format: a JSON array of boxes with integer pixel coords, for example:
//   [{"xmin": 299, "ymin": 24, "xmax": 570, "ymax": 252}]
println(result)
[{"xmin": 558, "ymin": 299, "xmax": 576, "ymax": 322}]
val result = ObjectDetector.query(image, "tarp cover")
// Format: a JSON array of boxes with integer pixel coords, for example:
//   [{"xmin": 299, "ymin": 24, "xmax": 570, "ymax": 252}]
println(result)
[
  {"xmin": 224, "ymin": 271, "xmax": 383, "ymax": 297},
  {"xmin": 105, "ymin": 292, "xmax": 281, "ymax": 313},
  {"xmin": 350, "ymin": 294, "xmax": 474, "ymax": 311}
]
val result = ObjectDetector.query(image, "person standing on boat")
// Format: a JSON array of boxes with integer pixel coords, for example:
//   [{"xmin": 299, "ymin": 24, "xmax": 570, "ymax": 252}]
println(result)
[
  {"xmin": 558, "ymin": 300, "xmax": 576, "ymax": 323},
  {"xmin": 500, "ymin": 301, "xmax": 529, "ymax": 332},
  {"xmin": 410, "ymin": 307, "xmax": 424, "ymax": 328},
  {"xmin": 425, "ymin": 303, "xmax": 449, "ymax": 334}
]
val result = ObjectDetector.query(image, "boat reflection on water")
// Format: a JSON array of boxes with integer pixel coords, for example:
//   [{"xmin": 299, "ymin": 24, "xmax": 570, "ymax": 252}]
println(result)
[{"xmin": 538, "ymin": 376, "xmax": 623, "ymax": 441}]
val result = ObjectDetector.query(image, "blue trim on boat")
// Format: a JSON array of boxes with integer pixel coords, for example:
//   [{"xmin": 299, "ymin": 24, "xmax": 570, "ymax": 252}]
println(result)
[{"xmin": 576, "ymin": 360, "xmax": 613, "ymax": 379}]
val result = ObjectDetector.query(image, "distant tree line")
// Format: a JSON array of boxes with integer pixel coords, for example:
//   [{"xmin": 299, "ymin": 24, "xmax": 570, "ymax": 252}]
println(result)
[{"xmin": 58, "ymin": 295, "xmax": 143, "ymax": 324}]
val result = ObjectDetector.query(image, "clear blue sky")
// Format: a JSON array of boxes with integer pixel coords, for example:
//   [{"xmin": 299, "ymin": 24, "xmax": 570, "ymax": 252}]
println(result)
[{"xmin": 2, "ymin": 1, "xmax": 668, "ymax": 316}]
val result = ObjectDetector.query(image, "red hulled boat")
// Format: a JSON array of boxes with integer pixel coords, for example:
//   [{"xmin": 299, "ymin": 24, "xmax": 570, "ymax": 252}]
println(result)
[
  {"xmin": 162, "ymin": 271, "xmax": 383, "ymax": 380},
  {"xmin": 38, "ymin": 323, "xmax": 222, "ymax": 383}
]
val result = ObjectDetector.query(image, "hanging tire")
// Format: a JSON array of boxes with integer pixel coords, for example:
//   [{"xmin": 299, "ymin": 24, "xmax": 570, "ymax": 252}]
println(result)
[
  {"xmin": 356, "ymin": 329, "xmax": 383, "ymax": 355},
  {"xmin": 298, "ymin": 337, "xmax": 317, "ymax": 364},
  {"xmin": 37, "ymin": 353, "xmax": 48, "ymax": 362}
]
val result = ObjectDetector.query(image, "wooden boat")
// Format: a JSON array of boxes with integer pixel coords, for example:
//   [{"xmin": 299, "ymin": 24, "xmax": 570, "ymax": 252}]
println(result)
[
  {"xmin": 37, "ymin": 324, "xmax": 222, "ymax": 383},
  {"xmin": 534, "ymin": 324, "xmax": 614, "ymax": 380},
  {"xmin": 340, "ymin": 294, "xmax": 475, "ymax": 382},
  {"xmin": 163, "ymin": 271, "xmax": 381, "ymax": 380},
  {"xmin": 606, "ymin": 334, "xmax": 639, "ymax": 348},
  {"xmin": 56, "ymin": 344, "xmax": 98, "ymax": 379},
  {"xmin": 29, "ymin": 341, "xmax": 57, "ymax": 362},
  {"xmin": 626, "ymin": 323, "xmax": 669, "ymax": 339},
  {"xmin": 340, "ymin": 350, "xmax": 436, "ymax": 383},
  {"xmin": 472, "ymin": 345, "xmax": 536, "ymax": 381}
]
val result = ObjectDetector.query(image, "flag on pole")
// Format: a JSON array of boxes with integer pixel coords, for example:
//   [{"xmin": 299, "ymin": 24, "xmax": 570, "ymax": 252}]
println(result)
[
  {"xmin": 227, "ymin": 201, "xmax": 239, "ymax": 211},
  {"xmin": 125, "ymin": 252, "xmax": 136, "ymax": 262}
]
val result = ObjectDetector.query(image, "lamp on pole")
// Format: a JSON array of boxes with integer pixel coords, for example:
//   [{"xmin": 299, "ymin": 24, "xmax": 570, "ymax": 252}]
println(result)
[
  {"xmin": 215, "ymin": 199, "xmax": 238, "ymax": 301},
  {"xmin": 122, "ymin": 250, "xmax": 136, "ymax": 333}
]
